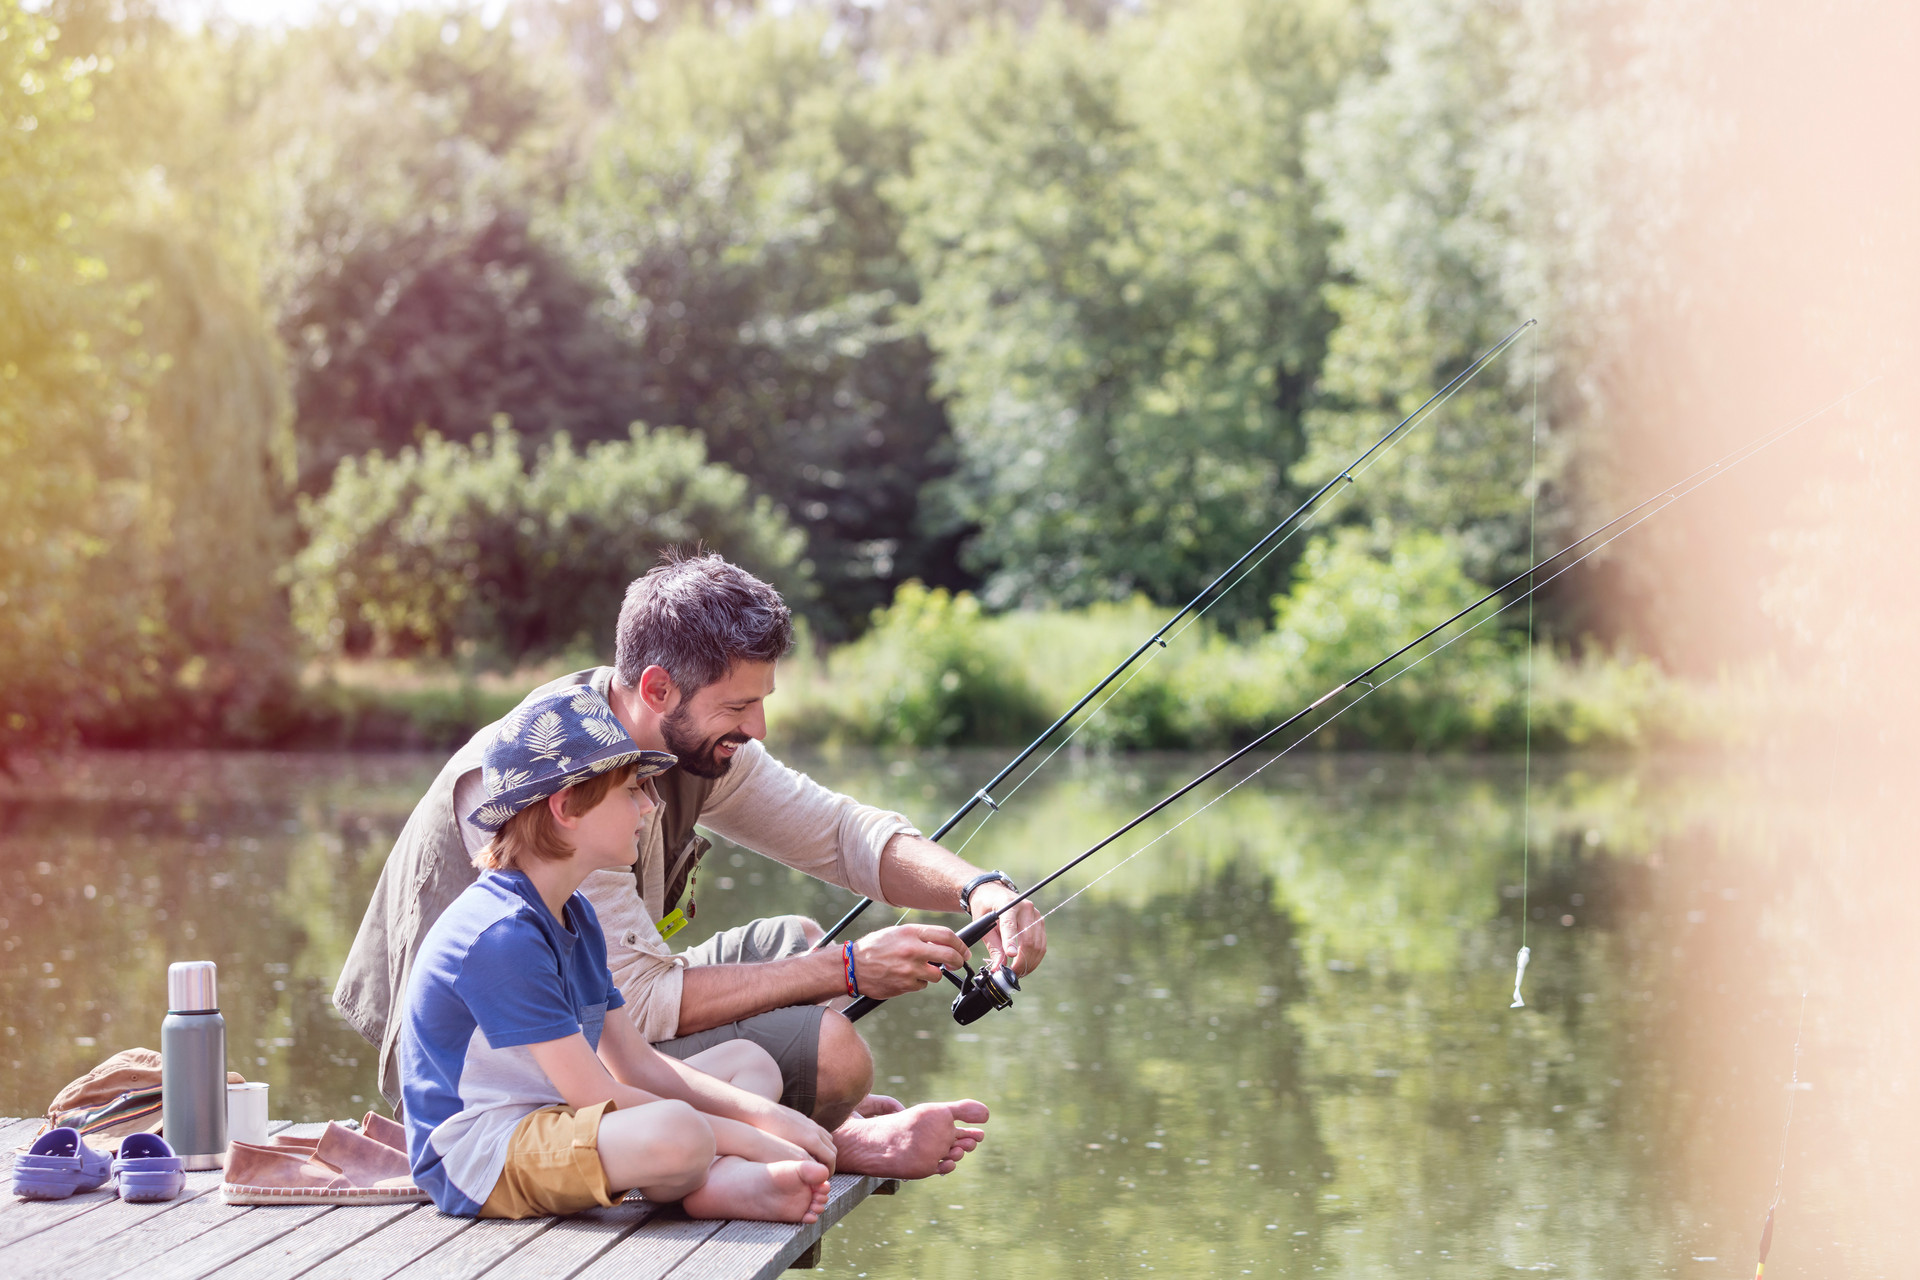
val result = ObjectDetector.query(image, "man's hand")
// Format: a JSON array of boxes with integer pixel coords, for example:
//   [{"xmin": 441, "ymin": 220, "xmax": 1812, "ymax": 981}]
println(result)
[
  {"xmin": 851, "ymin": 924, "xmax": 970, "ymax": 997},
  {"xmin": 966, "ymin": 882, "xmax": 1047, "ymax": 977}
]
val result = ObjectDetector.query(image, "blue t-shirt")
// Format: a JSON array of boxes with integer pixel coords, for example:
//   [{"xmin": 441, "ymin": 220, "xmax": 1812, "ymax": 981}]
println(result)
[{"xmin": 398, "ymin": 869, "xmax": 626, "ymax": 1216}]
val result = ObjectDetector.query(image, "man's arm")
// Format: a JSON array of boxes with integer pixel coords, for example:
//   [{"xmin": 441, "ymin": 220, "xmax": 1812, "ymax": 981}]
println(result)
[
  {"xmin": 675, "ymin": 923, "xmax": 971, "ymax": 1034},
  {"xmin": 672, "ymin": 831, "xmax": 1047, "ymax": 1033},
  {"xmin": 873, "ymin": 832, "xmax": 1049, "ymax": 977},
  {"xmin": 678, "ymin": 743, "xmax": 1046, "ymax": 1032}
]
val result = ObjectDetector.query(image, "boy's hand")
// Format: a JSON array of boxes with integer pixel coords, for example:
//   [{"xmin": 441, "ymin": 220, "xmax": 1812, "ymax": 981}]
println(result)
[
  {"xmin": 708, "ymin": 1116, "xmax": 811, "ymax": 1167},
  {"xmin": 745, "ymin": 1100, "xmax": 837, "ymax": 1170}
]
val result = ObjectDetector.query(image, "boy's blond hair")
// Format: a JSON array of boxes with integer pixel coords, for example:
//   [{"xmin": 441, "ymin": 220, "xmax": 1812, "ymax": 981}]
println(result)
[{"xmin": 474, "ymin": 761, "xmax": 641, "ymax": 871}]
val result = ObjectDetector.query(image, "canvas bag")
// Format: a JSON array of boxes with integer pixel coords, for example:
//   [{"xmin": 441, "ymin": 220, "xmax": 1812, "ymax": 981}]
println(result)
[{"xmin": 41, "ymin": 1047, "xmax": 245, "ymax": 1146}]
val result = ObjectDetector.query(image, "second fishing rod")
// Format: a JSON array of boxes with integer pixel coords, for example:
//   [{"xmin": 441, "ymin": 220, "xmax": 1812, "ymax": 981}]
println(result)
[
  {"xmin": 841, "ymin": 386, "xmax": 1850, "ymax": 1024},
  {"xmin": 812, "ymin": 317, "xmax": 1538, "ymax": 952}
]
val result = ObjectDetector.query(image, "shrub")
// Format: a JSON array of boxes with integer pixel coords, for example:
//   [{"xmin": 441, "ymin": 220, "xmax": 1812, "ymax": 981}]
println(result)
[
  {"xmin": 769, "ymin": 540, "xmax": 1678, "ymax": 754},
  {"xmin": 777, "ymin": 584, "xmax": 1049, "ymax": 747},
  {"xmin": 289, "ymin": 423, "xmax": 809, "ymax": 665},
  {"xmin": 1265, "ymin": 526, "xmax": 1507, "ymax": 747}
]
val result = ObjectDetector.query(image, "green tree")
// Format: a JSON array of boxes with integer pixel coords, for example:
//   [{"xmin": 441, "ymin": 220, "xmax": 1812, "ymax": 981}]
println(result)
[
  {"xmin": 560, "ymin": 12, "xmax": 967, "ymax": 638},
  {"xmin": 30, "ymin": 1, "xmax": 302, "ymax": 743},
  {"xmin": 247, "ymin": 8, "xmax": 641, "ymax": 494},
  {"xmin": 1300, "ymin": 0, "xmax": 1612, "ymax": 605},
  {"xmin": 0, "ymin": 0, "xmax": 153, "ymax": 750},
  {"xmin": 894, "ymin": 0, "xmax": 1353, "ymax": 619},
  {"xmin": 290, "ymin": 422, "xmax": 810, "ymax": 664}
]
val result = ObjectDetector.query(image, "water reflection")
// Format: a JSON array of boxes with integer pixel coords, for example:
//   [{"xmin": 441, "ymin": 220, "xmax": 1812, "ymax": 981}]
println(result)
[
  {"xmin": 0, "ymin": 753, "xmax": 438, "ymax": 1122},
  {"xmin": 0, "ymin": 749, "xmax": 1913, "ymax": 1276}
]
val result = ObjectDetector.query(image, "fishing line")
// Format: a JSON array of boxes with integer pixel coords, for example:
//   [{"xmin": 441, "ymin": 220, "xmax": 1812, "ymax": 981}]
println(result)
[
  {"xmin": 1753, "ymin": 757, "xmax": 1825, "ymax": 1277},
  {"xmin": 826, "ymin": 319, "xmax": 1539, "ymax": 945},
  {"xmin": 1013, "ymin": 456, "xmax": 1711, "ymax": 939},
  {"xmin": 1754, "ymin": 989, "xmax": 1808, "ymax": 1280},
  {"xmin": 845, "ymin": 377, "xmax": 1873, "ymax": 1022},
  {"xmin": 1513, "ymin": 323, "xmax": 1541, "ymax": 1010},
  {"xmin": 881, "ymin": 331, "xmax": 1515, "ymax": 927}
]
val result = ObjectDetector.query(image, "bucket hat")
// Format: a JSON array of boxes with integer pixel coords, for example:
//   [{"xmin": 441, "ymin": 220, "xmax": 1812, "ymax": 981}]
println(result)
[{"xmin": 467, "ymin": 685, "xmax": 676, "ymax": 833}]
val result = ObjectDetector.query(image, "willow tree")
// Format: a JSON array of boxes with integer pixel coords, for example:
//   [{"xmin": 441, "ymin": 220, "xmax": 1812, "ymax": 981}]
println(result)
[
  {"xmin": 1, "ymin": 1, "xmax": 299, "ymax": 748},
  {"xmin": 0, "ymin": 1, "xmax": 152, "ymax": 749}
]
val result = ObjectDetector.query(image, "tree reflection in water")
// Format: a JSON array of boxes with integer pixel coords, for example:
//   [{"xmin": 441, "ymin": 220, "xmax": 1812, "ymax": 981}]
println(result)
[{"xmin": 0, "ymin": 749, "xmax": 1912, "ymax": 1276}]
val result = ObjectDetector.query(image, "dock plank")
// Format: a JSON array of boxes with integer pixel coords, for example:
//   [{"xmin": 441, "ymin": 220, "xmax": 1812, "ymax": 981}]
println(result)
[
  {"xmin": 201, "ymin": 1202, "xmax": 421, "ymax": 1280},
  {"xmin": 0, "ymin": 1119, "xmax": 296, "ymax": 1251},
  {"xmin": 23, "ymin": 1174, "xmax": 249, "ymax": 1280},
  {"xmin": 570, "ymin": 1215, "xmax": 724, "ymax": 1280},
  {"xmin": 384, "ymin": 1213, "xmax": 555, "ymax": 1280},
  {"xmin": 663, "ymin": 1175, "xmax": 888, "ymax": 1280},
  {"xmin": 133, "ymin": 1201, "xmax": 332, "ymax": 1280},
  {"xmin": 293, "ymin": 1206, "xmax": 473, "ymax": 1280},
  {"xmin": 0, "ymin": 1169, "xmax": 227, "ymax": 1280},
  {"xmin": 0, "ymin": 1181, "xmax": 124, "ymax": 1248},
  {"xmin": 1, "ymin": 1119, "xmax": 901, "ymax": 1280},
  {"xmin": 0, "ymin": 1117, "xmax": 48, "ymax": 1165},
  {"xmin": 470, "ymin": 1197, "xmax": 660, "ymax": 1280}
]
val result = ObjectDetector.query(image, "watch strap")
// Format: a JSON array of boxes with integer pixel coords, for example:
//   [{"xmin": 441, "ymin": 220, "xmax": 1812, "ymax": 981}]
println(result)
[{"xmin": 959, "ymin": 870, "xmax": 1018, "ymax": 913}]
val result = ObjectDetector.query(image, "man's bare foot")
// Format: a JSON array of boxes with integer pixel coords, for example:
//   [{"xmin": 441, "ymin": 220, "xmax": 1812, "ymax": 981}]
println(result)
[
  {"xmin": 683, "ymin": 1157, "xmax": 831, "ymax": 1224},
  {"xmin": 854, "ymin": 1094, "xmax": 903, "ymax": 1118},
  {"xmin": 832, "ymin": 1100, "xmax": 990, "ymax": 1179}
]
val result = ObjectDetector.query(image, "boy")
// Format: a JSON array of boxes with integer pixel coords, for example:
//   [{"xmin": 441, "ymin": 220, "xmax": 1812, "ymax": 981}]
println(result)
[{"xmin": 399, "ymin": 684, "xmax": 838, "ymax": 1221}]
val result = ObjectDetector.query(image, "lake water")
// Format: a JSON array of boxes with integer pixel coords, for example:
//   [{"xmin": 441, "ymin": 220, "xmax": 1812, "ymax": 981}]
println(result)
[{"xmin": 1, "ymin": 747, "xmax": 1912, "ymax": 1278}]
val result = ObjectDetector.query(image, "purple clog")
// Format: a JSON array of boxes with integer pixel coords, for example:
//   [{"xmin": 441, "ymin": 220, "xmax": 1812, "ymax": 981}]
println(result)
[
  {"xmin": 11, "ymin": 1126, "xmax": 112, "ymax": 1200},
  {"xmin": 113, "ymin": 1131, "xmax": 185, "ymax": 1202}
]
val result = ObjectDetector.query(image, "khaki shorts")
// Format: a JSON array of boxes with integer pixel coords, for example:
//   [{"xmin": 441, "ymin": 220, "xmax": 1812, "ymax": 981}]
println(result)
[
  {"xmin": 654, "ymin": 915, "xmax": 826, "ymax": 1118},
  {"xmin": 479, "ymin": 1100, "xmax": 619, "ymax": 1220}
]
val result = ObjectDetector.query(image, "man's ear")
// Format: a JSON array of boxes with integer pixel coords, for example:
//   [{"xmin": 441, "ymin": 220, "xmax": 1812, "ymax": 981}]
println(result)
[
  {"xmin": 547, "ymin": 790, "xmax": 580, "ymax": 830},
  {"xmin": 637, "ymin": 664, "xmax": 678, "ymax": 714}
]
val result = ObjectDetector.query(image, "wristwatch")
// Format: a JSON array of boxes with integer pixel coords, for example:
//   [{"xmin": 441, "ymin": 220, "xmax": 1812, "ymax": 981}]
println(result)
[{"xmin": 959, "ymin": 870, "xmax": 1019, "ymax": 913}]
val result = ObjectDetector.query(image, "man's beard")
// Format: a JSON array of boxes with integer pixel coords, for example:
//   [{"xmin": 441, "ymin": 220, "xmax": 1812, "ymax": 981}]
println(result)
[{"xmin": 661, "ymin": 704, "xmax": 751, "ymax": 779}]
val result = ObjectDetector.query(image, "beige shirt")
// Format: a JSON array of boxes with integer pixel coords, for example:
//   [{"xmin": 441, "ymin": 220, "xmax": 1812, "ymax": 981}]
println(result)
[{"xmin": 449, "ymin": 666, "xmax": 916, "ymax": 1042}]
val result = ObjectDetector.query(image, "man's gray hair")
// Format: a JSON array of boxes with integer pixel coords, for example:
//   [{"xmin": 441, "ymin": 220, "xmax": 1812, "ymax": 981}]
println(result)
[{"xmin": 614, "ymin": 550, "xmax": 794, "ymax": 694}]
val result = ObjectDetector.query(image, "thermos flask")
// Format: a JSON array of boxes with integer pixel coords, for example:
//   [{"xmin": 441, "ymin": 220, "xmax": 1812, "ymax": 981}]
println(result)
[{"xmin": 162, "ymin": 960, "xmax": 228, "ymax": 1170}]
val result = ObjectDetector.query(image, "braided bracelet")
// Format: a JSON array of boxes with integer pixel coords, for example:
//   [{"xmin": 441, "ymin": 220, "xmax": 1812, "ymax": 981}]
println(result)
[{"xmin": 842, "ymin": 941, "xmax": 861, "ymax": 998}]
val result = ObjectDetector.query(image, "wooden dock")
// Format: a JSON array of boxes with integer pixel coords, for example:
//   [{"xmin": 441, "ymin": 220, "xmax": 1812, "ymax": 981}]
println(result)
[{"xmin": 0, "ymin": 1117, "xmax": 898, "ymax": 1280}]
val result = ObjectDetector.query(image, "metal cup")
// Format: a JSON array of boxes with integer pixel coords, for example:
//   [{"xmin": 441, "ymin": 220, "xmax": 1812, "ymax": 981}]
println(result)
[{"xmin": 227, "ymin": 1081, "xmax": 270, "ymax": 1147}]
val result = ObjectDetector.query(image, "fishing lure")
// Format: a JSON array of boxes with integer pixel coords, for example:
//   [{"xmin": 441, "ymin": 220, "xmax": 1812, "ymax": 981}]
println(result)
[
  {"xmin": 1510, "ymin": 946, "xmax": 1530, "ymax": 1008},
  {"xmin": 1754, "ymin": 992, "xmax": 1807, "ymax": 1279}
]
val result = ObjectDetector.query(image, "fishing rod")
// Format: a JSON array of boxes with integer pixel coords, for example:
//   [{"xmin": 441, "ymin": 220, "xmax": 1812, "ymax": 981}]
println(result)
[
  {"xmin": 814, "ymin": 317, "xmax": 1538, "ymax": 951},
  {"xmin": 845, "ymin": 385, "xmax": 1861, "ymax": 1024}
]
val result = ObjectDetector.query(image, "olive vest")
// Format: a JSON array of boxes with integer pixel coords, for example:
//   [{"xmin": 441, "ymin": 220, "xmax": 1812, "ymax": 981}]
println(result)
[
  {"xmin": 654, "ymin": 765, "xmax": 715, "ymax": 919},
  {"xmin": 549, "ymin": 667, "xmax": 714, "ymax": 918}
]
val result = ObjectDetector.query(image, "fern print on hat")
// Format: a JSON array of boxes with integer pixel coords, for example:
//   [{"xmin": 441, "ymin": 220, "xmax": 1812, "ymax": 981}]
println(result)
[{"xmin": 467, "ymin": 685, "xmax": 678, "ymax": 833}]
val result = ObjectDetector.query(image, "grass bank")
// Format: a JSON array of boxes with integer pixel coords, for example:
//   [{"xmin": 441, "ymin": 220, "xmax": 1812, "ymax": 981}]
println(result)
[
  {"xmin": 765, "ymin": 585, "xmax": 1684, "ymax": 753},
  {"xmin": 260, "ymin": 569, "xmax": 1698, "ymax": 754},
  {"xmin": 283, "ymin": 659, "xmax": 581, "ymax": 749}
]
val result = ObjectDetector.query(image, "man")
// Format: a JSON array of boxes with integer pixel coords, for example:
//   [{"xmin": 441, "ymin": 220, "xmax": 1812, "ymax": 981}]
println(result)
[{"xmin": 335, "ymin": 551, "xmax": 1048, "ymax": 1180}]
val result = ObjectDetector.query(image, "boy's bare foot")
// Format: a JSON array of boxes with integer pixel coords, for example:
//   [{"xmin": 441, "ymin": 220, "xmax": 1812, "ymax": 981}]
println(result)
[
  {"xmin": 832, "ymin": 1100, "xmax": 989, "ymax": 1178},
  {"xmin": 683, "ymin": 1157, "xmax": 831, "ymax": 1224}
]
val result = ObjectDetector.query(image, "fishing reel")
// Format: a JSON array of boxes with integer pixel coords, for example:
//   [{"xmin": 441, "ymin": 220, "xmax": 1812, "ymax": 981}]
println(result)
[{"xmin": 949, "ymin": 960, "xmax": 1020, "ymax": 1025}]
